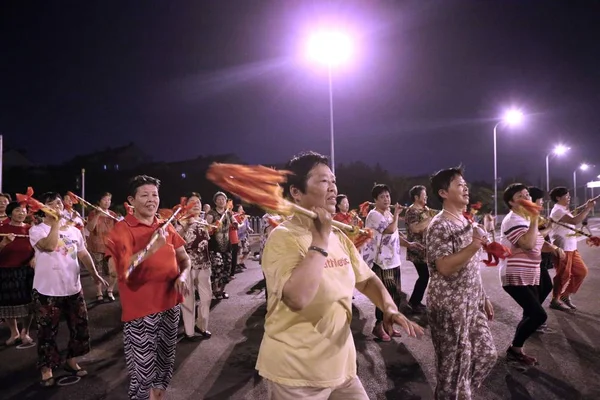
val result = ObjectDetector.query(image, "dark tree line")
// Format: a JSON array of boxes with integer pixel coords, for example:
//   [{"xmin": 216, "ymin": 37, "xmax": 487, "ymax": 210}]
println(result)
[{"xmin": 2, "ymin": 156, "xmax": 568, "ymax": 217}]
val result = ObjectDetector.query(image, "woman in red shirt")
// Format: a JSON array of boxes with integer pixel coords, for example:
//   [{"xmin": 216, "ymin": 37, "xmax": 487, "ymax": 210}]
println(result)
[
  {"xmin": 333, "ymin": 194, "xmax": 363, "ymax": 227},
  {"xmin": 106, "ymin": 175, "xmax": 190, "ymax": 400},
  {"xmin": 0, "ymin": 202, "xmax": 35, "ymax": 345}
]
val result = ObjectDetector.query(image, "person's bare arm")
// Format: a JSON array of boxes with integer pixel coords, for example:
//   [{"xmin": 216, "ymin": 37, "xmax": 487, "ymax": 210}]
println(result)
[
  {"xmin": 515, "ymin": 219, "xmax": 540, "ymax": 250},
  {"xmin": 435, "ymin": 226, "xmax": 487, "ymax": 277},
  {"xmin": 282, "ymin": 208, "xmax": 331, "ymax": 311},
  {"xmin": 35, "ymin": 219, "xmax": 60, "ymax": 252},
  {"xmin": 559, "ymin": 201, "xmax": 594, "ymax": 225}
]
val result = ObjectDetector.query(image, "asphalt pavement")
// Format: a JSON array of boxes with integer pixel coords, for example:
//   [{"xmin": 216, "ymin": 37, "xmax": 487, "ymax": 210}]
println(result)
[{"xmin": 1, "ymin": 221, "xmax": 600, "ymax": 400}]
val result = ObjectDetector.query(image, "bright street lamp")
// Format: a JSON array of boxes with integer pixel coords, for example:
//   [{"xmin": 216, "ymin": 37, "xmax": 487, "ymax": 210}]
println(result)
[
  {"xmin": 493, "ymin": 109, "xmax": 524, "ymax": 217},
  {"xmin": 573, "ymin": 163, "xmax": 594, "ymax": 208},
  {"xmin": 545, "ymin": 144, "xmax": 570, "ymax": 214},
  {"xmin": 307, "ymin": 31, "xmax": 353, "ymax": 68},
  {"xmin": 306, "ymin": 30, "xmax": 354, "ymax": 175}
]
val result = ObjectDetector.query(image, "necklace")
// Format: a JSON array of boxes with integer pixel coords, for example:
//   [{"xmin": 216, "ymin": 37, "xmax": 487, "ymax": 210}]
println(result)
[{"xmin": 443, "ymin": 209, "xmax": 467, "ymax": 226}]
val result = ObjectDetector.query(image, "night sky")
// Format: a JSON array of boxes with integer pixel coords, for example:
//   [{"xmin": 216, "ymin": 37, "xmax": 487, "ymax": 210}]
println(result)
[{"xmin": 2, "ymin": 0, "xmax": 600, "ymax": 186}]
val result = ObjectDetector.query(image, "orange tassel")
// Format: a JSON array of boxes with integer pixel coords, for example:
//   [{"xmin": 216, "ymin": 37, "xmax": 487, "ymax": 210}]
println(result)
[
  {"xmin": 66, "ymin": 192, "xmax": 80, "ymax": 205},
  {"xmin": 16, "ymin": 187, "xmax": 59, "ymax": 219},
  {"xmin": 515, "ymin": 198, "xmax": 543, "ymax": 217}
]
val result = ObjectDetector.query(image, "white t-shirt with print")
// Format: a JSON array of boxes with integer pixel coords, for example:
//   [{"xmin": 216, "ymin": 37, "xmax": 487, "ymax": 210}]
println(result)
[
  {"xmin": 362, "ymin": 209, "xmax": 402, "ymax": 270},
  {"xmin": 30, "ymin": 223, "xmax": 85, "ymax": 297},
  {"xmin": 550, "ymin": 204, "xmax": 578, "ymax": 252}
]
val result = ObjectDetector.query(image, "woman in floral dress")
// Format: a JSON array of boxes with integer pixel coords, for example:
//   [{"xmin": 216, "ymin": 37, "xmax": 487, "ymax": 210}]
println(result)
[
  {"xmin": 176, "ymin": 193, "xmax": 212, "ymax": 340},
  {"xmin": 205, "ymin": 192, "xmax": 235, "ymax": 299},
  {"xmin": 426, "ymin": 167, "xmax": 497, "ymax": 400}
]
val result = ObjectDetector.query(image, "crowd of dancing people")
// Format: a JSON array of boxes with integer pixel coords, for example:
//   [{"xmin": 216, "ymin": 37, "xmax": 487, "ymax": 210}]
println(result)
[{"xmin": 0, "ymin": 150, "xmax": 596, "ymax": 399}]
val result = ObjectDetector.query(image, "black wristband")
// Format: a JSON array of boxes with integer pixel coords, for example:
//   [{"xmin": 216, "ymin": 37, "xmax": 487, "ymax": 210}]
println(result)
[{"xmin": 308, "ymin": 245, "xmax": 328, "ymax": 258}]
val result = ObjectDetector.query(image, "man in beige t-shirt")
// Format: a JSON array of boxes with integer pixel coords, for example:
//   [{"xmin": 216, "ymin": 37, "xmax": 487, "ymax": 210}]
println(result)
[{"xmin": 255, "ymin": 151, "xmax": 423, "ymax": 400}]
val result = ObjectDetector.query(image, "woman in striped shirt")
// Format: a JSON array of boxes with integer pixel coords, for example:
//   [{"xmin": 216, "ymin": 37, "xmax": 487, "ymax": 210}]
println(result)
[{"xmin": 499, "ymin": 184, "xmax": 565, "ymax": 367}]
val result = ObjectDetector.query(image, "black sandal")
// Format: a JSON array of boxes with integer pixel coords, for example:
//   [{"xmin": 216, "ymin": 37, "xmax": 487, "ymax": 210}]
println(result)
[{"xmin": 64, "ymin": 364, "xmax": 88, "ymax": 377}]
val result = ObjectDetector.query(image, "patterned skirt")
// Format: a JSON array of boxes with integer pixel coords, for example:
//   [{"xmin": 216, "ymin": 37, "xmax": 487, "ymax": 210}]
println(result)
[
  {"xmin": 0, "ymin": 265, "xmax": 34, "ymax": 318},
  {"xmin": 209, "ymin": 250, "xmax": 232, "ymax": 287}
]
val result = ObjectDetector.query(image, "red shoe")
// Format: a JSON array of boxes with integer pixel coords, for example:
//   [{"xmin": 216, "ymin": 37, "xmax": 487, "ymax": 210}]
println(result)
[
  {"xmin": 506, "ymin": 347, "xmax": 538, "ymax": 366},
  {"xmin": 372, "ymin": 323, "xmax": 391, "ymax": 342}
]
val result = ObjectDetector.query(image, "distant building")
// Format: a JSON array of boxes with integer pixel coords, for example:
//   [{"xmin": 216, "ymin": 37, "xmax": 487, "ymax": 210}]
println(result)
[
  {"xmin": 3, "ymin": 148, "xmax": 34, "ymax": 168},
  {"xmin": 64, "ymin": 142, "xmax": 151, "ymax": 171}
]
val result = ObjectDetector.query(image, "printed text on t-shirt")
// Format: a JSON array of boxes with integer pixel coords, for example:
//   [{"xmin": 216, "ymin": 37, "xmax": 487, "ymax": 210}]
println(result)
[{"xmin": 324, "ymin": 257, "xmax": 350, "ymax": 268}]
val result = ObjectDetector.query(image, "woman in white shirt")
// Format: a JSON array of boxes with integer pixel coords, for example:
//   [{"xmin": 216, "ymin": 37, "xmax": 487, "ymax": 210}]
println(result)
[
  {"xmin": 361, "ymin": 184, "xmax": 423, "ymax": 342},
  {"xmin": 30, "ymin": 192, "xmax": 106, "ymax": 387}
]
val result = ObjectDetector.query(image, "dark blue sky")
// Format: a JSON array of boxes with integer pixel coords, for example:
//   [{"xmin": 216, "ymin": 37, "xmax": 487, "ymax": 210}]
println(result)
[{"xmin": 2, "ymin": 0, "xmax": 600, "ymax": 186}]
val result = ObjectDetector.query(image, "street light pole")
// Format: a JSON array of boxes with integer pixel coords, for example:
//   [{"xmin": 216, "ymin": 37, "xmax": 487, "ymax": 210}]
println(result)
[
  {"xmin": 328, "ymin": 64, "xmax": 335, "ymax": 175},
  {"xmin": 491, "ymin": 110, "xmax": 524, "ymax": 218},
  {"xmin": 573, "ymin": 170, "xmax": 577, "ymax": 208},
  {"xmin": 545, "ymin": 154, "xmax": 551, "ymax": 215},
  {"xmin": 493, "ymin": 122, "xmax": 500, "ymax": 217},
  {"xmin": 545, "ymin": 145, "xmax": 570, "ymax": 215},
  {"xmin": 306, "ymin": 30, "xmax": 352, "ymax": 176}
]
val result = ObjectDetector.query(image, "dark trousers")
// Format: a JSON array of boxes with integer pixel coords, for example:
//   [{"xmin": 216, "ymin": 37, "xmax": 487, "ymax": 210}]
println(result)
[
  {"xmin": 409, "ymin": 262, "xmax": 429, "ymax": 306},
  {"xmin": 538, "ymin": 263, "xmax": 553, "ymax": 305},
  {"xmin": 230, "ymin": 243, "xmax": 239, "ymax": 277},
  {"xmin": 372, "ymin": 264, "xmax": 402, "ymax": 323},
  {"xmin": 503, "ymin": 285, "xmax": 547, "ymax": 347}
]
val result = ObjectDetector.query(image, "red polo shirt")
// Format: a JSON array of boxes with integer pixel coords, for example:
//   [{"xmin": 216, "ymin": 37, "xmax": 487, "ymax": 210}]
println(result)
[{"xmin": 105, "ymin": 214, "xmax": 185, "ymax": 322}]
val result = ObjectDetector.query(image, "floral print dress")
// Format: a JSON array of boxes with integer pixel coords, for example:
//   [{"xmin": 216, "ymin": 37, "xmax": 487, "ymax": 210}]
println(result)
[
  {"xmin": 425, "ymin": 214, "xmax": 497, "ymax": 400},
  {"xmin": 207, "ymin": 209, "xmax": 232, "ymax": 287}
]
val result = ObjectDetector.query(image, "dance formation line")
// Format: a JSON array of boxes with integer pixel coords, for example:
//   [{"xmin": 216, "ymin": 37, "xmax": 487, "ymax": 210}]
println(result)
[{"xmin": 0, "ymin": 150, "xmax": 597, "ymax": 399}]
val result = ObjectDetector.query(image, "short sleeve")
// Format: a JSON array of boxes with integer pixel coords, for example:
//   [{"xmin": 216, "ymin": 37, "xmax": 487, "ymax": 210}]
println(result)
[
  {"xmin": 550, "ymin": 207, "xmax": 567, "ymax": 222},
  {"xmin": 104, "ymin": 222, "xmax": 134, "ymax": 278},
  {"xmin": 167, "ymin": 224, "xmax": 185, "ymax": 249},
  {"xmin": 404, "ymin": 208, "xmax": 419, "ymax": 230},
  {"xmin": 426, "ymin": 220, "xmax": 454, "ymax": 267},
  {"xmin": 365, "ymin": 211, "xmax": 387, "ymax": 234},
  {"xmin": 73, "ymin": 228, "xmax": 85, "ymax": 252},
  {"xmin": 29, "ymin": 225, "xmax": 47, "ymax": 248},
  {"xmin": 261, "ymin": 227, "xmax": 305, "ymax": 301},
  {"xmin": 502, "ymin": 215, "xmax": 529, "ymax": 246},
  {"xmin": 337, "ymin": 231, "xmax": 375, "ymax": 284}
]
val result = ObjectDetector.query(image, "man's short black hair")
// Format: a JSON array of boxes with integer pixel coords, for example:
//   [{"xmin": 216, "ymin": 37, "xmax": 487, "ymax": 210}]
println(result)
[
  {"xmin": 528, "ymin": 186, "xmax": 544, "ymax": 203},
  {"xmin": 282, "ymin": 151, "xmax": 329, "ymax": 199},
  {"xmin": 96, "ymin": 191, "xmax": 112, "ymax": 203},
  {"xmin": 6, "ymin": 202, "xmax": 24, "ymax": 217},
  {"xmin": 371, "ymin": 184, "xmax": 390, "ymax": 200},
  {"xmin": 549, "ymin": 187, "xmax": 569, "ymax": 203},
  {"xmin": 40, "ymin": 192, "xmax": 62, "ymax": 204},
  {"xmin": 503, "ymin": 183, "xmax": 528, "ymax": 209},
  {"xmin": 128, "ymin": 175, "xmax": 161, "ymax": 198},
  {"xmin": 186, "ymin": 192, "xmax": 201, "ymax": 200},
  {"xmin": 430, "ymin": 166, "xmax": 464, "ymax": 203},
  {"xmin": 409, "ymin": 185, "xmax": 426, "ymax": 202}
]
